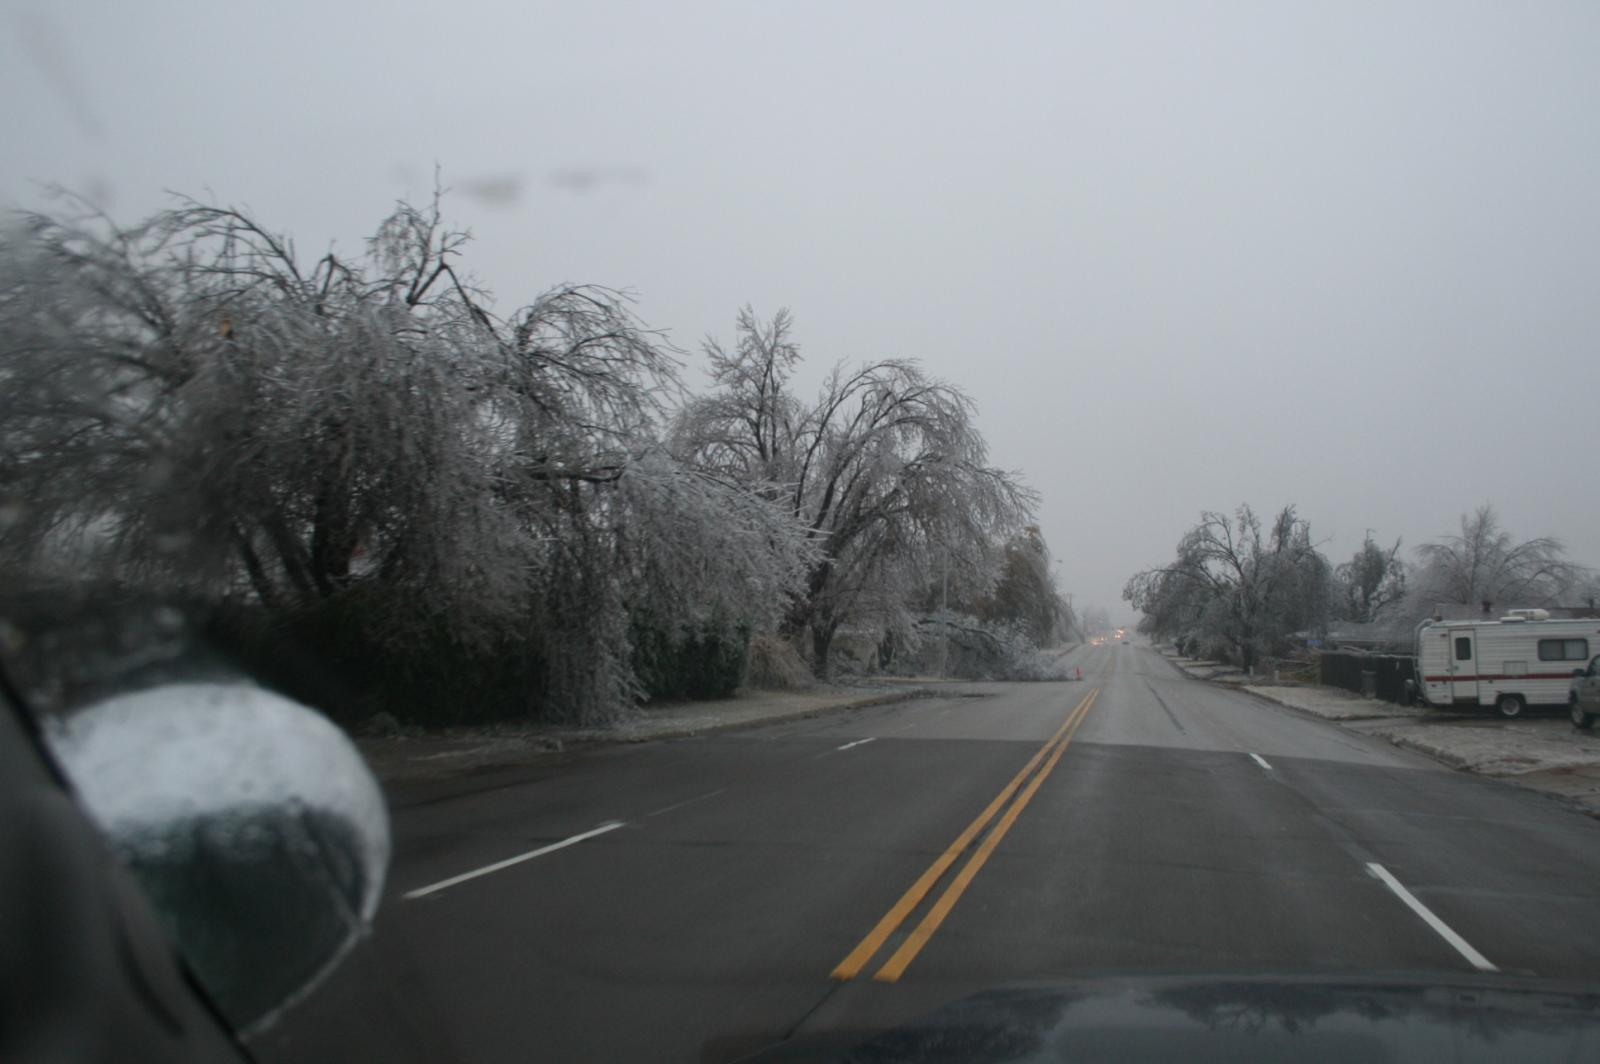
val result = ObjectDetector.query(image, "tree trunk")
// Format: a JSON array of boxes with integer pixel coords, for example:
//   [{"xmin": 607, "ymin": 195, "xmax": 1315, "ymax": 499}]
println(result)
[
  {"xmin": 230, "ymin": 524, "xmax": 279, "ymax": 609},
  {"xmin": 811, "ymin": 622, "xmax": 837, "ymax": 680},
  {"xmin": 261, "ymin": 515, "xmax": 315, "ymax": 600},
  {"xmin": 311, "ymin": 488, "xmax": 355, "ymax": 595}
]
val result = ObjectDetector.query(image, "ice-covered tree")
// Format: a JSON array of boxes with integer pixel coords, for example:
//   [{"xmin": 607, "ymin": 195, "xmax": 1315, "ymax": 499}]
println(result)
[
  {"xmin": 1333, "ymin": 535, "xmax": 1407, "ymax": 623},
  {"xmin": 0, "ymin": 195, "xmax": 813, "ymax": 723},
  {"xmin": 1124, "ymin": 505, "xmax": 1330, "ymax": 668},
  {"xmin": 1410, "ymin": 504, "xmax": 1577, "ymax": 616},
  {"xmin": 975, "ymin": 526, "xmax": 1073, "ymax": 647},
  {"xmin": 675, "ymin": 307, "xmax": 1036, "ymax": 674},
  {"xmin": 1565, "ymin": 570, "xmax": 1600, "ymax": 612}
]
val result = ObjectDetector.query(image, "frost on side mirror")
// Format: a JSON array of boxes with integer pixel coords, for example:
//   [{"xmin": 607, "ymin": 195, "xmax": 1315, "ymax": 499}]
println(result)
[{"xmin": 45, "ymin": 682, "xmax": 390, "ymax": 1037}]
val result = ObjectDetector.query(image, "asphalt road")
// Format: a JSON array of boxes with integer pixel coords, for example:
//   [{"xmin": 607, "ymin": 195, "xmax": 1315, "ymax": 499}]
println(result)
[{"xmin": 258, "ymin": 643, "xmax": 1600, "ymax": 1062}]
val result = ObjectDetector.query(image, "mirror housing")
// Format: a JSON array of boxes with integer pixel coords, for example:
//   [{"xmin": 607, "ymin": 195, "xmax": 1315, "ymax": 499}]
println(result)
[{"xmin": 46, "ymin": 682, "xmax": 389, "ymax": 1036}]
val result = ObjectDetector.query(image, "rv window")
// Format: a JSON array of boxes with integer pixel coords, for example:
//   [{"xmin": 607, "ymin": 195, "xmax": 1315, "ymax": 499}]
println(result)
[
  {"xmin": 1454, "ymin": 637, "xmax": 1472, "ymax": 661},
  {"xmin": 1537, "ymin": 638, "xmax": 1589, "ymax": 662}
]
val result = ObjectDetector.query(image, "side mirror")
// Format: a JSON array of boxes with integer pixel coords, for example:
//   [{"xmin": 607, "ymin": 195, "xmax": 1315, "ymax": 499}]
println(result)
[{"xmin": 45, "ymin": 682, "xmax": 389, "ymax": 1036}]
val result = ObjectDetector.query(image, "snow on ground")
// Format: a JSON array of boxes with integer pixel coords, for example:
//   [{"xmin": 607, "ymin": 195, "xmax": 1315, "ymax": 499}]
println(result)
[
  {"xmin": 1354, "ymin": 715, "xmax": 1600, "ymax": 818},
  {"xmin": 1355, "ymin": 716, "xmax": 1600, "ymax": 778},
  {"xmin": 1243, "ymin": 680, "xmax": 1600, "ymax": 798}
]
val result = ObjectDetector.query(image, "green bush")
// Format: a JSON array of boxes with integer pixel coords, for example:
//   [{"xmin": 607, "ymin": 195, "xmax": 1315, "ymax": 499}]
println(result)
[
  {"xmin": 206, "ymin": 593, "xmax": 542, "ymax": 729},
  {"xmin": 631, "ymin": 621, "xmax": 750, "ymax": 702},
  {"xmin": 43, "ymin": 580, "xmax": 767, "ymax": 731}
]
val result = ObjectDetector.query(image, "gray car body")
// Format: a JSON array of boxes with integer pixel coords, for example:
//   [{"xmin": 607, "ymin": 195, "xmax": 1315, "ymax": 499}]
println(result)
[{"xmin": 1571, "ymin": 656, "xmax": 1600, "ymax": 728}]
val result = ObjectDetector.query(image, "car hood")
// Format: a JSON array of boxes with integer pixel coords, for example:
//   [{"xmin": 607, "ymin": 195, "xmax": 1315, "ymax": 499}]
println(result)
[{"xmin": 742, "ymin": 972, "xmax": 1600, "ymax": 1063}]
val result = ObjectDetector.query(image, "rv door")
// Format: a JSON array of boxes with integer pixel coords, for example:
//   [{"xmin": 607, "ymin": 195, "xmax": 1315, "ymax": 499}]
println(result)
[{"xmin": 1450, "ymin": 630, "xmax": 1478, "ymax": 702}]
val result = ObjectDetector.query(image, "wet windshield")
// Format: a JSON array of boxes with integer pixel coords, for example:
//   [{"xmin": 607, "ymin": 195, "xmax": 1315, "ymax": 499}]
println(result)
[{"xmin": 3, "ymin": 4, "xmax": 1600, "ymax": 1062}]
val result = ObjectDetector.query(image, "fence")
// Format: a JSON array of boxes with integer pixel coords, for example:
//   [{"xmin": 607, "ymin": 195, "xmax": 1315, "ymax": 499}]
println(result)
[{"xmin": 1319, "ymin": 651, "xmax": 1416, "ymax": 704}]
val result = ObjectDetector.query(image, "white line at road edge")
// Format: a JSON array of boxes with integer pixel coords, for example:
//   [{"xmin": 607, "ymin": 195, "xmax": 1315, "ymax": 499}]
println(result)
[
  {"xmin": 1365, "ymin": 862, "xmax": 1498, "ymax": 972},
  {"xmin": 1249, "ymin": 753, "xmax": 1273, "ymax": 771},
  {"xmin": 837, "ymin": 737, "xmax": 878, "ymax": 751},
  {"xmin": 403, "ymin": 821, "xmax": 627, "ymax": 900}
]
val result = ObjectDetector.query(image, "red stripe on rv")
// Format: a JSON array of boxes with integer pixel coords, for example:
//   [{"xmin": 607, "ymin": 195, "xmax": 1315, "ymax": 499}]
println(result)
[{"xmin": 1423, "ymin": 674, "xmax": 1575, "ymax": 683}]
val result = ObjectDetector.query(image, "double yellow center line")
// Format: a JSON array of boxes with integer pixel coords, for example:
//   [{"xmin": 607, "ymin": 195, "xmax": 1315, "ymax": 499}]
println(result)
[{"xmin": 831, "ymin": 687, "xmax": 1101, "ymax": 983}]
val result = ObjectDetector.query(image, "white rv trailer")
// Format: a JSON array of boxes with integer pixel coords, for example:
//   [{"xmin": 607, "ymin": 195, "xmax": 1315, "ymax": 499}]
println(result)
[{"xmin": 1414, "ymin": 609, "xmax": 1600, "ymax": 718}]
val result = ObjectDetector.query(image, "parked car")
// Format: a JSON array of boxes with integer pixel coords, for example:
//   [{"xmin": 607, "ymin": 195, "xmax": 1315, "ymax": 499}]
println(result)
[{"xmin": 1572, "ymin": 655, "xmax": 1600, "ymax": 731}]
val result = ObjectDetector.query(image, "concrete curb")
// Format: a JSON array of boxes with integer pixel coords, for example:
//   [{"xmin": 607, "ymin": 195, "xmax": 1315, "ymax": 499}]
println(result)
[
  {"xmin": 580, "ymin": 686, "xmax": 940, "ymax": 746},
  {"xmin": 367, "ymin": 685, "xmax": 948, "ymax": 795},
  {"xmin": 1238, "ymin": 684, "xmax": 1417, "ymax": 724},
  {"xmin": 1233, "ymin": 685, "xmax": 1353, "ymax": 727},
  {"xmin": 1374, "ymin": 733, "xmax": 1475, "ymax": 772}
]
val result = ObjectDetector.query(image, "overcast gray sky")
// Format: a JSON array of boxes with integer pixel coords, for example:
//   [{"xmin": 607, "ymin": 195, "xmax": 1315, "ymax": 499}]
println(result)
[{"xmin": 5, "ymin": 1, "xmax": 1597, "ymax": 620}]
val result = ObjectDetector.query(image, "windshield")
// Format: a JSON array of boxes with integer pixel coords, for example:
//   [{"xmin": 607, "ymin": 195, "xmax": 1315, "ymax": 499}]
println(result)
[{"xmin": 4, "ymin": 3, "xmax": 1600, "ymax": 1062}]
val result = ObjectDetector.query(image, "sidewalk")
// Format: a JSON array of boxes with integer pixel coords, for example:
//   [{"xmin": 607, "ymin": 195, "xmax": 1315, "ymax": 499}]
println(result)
[
  {"xmin": 1241, "ymin": 682, "xmax": 1424, "ymax": 722},
  {"xmin": 1166, "ymin": 656, "xmax": 1247, "ymax": 684},
  {"xmin": 356, "ymin": 681, "xmax": 947, "ymax": 786}
]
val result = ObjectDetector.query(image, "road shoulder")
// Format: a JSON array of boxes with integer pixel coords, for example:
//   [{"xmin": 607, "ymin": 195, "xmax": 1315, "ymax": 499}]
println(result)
[
  {"xmin": 1162, "ymin": 651, "xmax": 1600, "ymax": 818},
  {"xmin": 1248, "ymin": 681, "xmax": 1600, "ymax": 812},
  {"xmin": 355, "ymin": 681, "xmax": 959, "ymax": 786}
]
